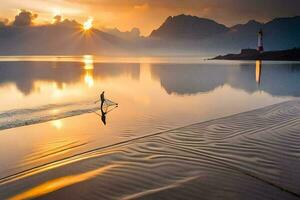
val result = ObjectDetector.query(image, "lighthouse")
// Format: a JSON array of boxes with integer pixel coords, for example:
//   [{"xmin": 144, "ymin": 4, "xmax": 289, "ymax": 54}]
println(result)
[{"xmin": 257, "ymin": 29, "xmax": 264, "ymax": 53}]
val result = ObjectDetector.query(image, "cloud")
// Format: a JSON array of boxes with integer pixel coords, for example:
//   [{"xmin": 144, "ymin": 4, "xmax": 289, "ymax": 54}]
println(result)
[
  {"xmin": 134, "ymin": 3, "xmax": 149, "ymax": 11},
  {"xmin": 0, "ymin": 18, "xmax": 9, "ymax": 27},
  {"xmin": 1, "ymin": 0, "xmax": 300, "ymax": 34},
  {"xmin": 53, "ymin": 15, "xmax": 62, "ymax": 24},
  {"xmin": 60, "ymin": 0, "xmax": 300, "ymax": 35},
  {"xmin": 13, "ymin": 10, "xmax": 38, "ymax": 26},
  {"xmin": 58, "ymin": 19, "xmax": 81, "ymax": 28}
]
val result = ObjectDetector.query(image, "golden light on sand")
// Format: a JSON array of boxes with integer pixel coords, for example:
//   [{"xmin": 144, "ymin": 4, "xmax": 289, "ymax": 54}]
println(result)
[
  {"xmin": 83, "ymin": 17, "xmax": 93, "ymax": 31},
  {"xmin": 52, "ymin": 120, "xmax": 63, "ymax": 129},
  {"xmin": 9, "ymin": 165, "xmax": 120, "ymax": 200}
]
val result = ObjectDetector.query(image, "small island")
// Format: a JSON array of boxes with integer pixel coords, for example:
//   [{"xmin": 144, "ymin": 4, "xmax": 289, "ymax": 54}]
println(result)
[
  {"xmin": 212, "ymin": 29, "xmax": 300, "ymax": 61},
  {"xmin": 213, "ymin": 48, "xmax": 300, "ymax": 61}
]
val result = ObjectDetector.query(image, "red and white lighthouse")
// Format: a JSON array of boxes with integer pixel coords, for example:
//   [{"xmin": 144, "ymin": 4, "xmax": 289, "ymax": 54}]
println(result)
[{"xmin": 257, "ymin": 29, "xmax": 264, "ymax": 52}]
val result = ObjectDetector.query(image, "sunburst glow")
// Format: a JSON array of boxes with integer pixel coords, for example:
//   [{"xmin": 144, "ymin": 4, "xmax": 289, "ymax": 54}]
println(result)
[
  {"xmin": 52, "ymin": 8, "xmax": 61, "ymax": 16},
  {"xmin": 83, "ymin": 17, "xmax": 93, "ymax": 31}
]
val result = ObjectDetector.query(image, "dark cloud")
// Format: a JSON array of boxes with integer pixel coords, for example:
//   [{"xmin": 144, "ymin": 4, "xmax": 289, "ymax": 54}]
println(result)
[
  {"xmin": 58, "ymin": 19, "xmax": 81, "ymax": 27},
  {"xmin": 13, "ymin": 10, "xmax": 38, "ymax": 26},
  {"xmin": 53, "ymin": 15, "xmax": 62, "ymax": 24}
]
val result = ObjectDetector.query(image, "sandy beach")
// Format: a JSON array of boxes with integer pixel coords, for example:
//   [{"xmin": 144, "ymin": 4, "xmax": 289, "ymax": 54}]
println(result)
[{"xmin": 0, "ymin": 100, "xmax": 299, "ymax": 200}]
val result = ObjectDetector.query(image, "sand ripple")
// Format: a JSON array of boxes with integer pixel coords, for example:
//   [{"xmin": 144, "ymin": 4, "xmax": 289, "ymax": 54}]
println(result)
[{"xmin": 1, "ymin": 100, "xmax": 300, "ymax": 200}]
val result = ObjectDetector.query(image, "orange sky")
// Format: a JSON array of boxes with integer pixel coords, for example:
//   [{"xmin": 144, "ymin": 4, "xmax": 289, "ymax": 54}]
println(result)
[{"xmin": 0, "ymin": 0, "xmax": 299, "ymax": 35}]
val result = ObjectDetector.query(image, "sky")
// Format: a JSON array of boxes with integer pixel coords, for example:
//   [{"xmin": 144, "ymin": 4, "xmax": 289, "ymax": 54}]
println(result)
[{"xmin": 0, "ymin": 0, "xmax": 300, "ymax": 35}]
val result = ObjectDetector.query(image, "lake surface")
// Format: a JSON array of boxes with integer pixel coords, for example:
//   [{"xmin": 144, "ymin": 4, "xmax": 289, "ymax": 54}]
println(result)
[{"xmin": 0, "ymin": 57, "xmax": 299, "ymax": 180}]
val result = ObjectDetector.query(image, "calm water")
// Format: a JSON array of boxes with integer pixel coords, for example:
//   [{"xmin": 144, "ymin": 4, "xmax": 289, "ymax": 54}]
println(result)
[{"xmin": 0, "ymin": 56, "xmax": 299, "ymax": 178}]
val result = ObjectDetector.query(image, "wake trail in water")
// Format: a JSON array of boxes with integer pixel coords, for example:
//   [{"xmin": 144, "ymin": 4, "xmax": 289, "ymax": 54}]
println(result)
[{"xmin": 0, "ymin": 101, "xmax": 101, "ymax": 131}]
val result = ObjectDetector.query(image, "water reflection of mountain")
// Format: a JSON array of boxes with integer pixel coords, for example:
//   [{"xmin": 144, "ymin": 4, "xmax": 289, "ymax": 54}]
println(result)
[
  {"xmin": 151, "ymin": 64, "xmax": 232, "ymax": 95},
  {"xmin": 0, "ymin": 62, "xmax": 140, "ymax": 95},
  {"xmin": 1, "ymin": 61, "xmax": 299, "ymax": 97},
  {"xmin": 151, "ymin": 63, "xmax": 300, "ymax": 97}
]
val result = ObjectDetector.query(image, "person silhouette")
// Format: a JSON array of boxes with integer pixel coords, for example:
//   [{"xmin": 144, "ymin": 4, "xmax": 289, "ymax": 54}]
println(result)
[
  {"xmin": 94, "ymin": 91, "xmax": 118, "ymax": 126},
  {"xmin": 100, "ymin": 91, "xmax": 105, "ymax": 109},
  {"xmin": 100, "ymin": 106, "xmax": 107, "ymax": 125}
]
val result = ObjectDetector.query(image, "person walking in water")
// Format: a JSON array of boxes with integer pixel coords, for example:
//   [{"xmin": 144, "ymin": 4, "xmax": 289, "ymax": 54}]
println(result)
[
  {"xmin": 100, "ymin": 106, "xmax": 107, "ymax": 125},
  {"xmin": 100, "ymin": 91, "xmax": 105, "ymax": 109},
  {"xmin": 94, "ymin": 91, "xmax": 118, "ymax": 125},
  {"xmin": 95, "ymin": 91, "xmax": 105, "ymax": 107}
]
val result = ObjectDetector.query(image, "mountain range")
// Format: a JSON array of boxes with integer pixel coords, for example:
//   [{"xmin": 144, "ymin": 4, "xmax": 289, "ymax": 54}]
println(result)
[
  {"xmin": 0, "ymin": 14, "xmax": 299, "ymax": 55},
  {"xmin": 150, "ymin": 14, "xmax": 300, "ymax": 54},
  {"xmin": 0, "ymin": 19, "xmax": 126, "ymax": 55}
]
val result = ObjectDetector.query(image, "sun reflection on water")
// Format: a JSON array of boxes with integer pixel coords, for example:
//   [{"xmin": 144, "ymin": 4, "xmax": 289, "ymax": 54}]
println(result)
[
  {"xmin": 83, "ymin": 55, "xmax": 95, "ymax": 88},
  {"xmin": 84, "ymin": 71, "xmax": 94, "ymax": 88},
  {"xmin": 256, "ymin": 60, "xmax": 262, "ymax": 85},
  {"xmin": 52, "ymin": 120, "xmax": 63, "ymax": 129},
  {"xmin": 83, "ymin": 55, "xmax": 94, "ymax": 70}
]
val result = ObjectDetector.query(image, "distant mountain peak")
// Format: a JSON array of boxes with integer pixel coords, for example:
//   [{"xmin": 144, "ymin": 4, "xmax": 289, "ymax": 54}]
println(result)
[
  {"xmin": 150, "ymin": 14, "xmax": 228, "ymax": 40},
  {"xmin": 229, "ymin": 20, "xmax": 263, "ymax": 34},
  {"xmin": 162, "ymin": 14, "xmax": 227, "ymax": 27},
  {"xmin": 246, "ymin": 20, "xmax": 263, "ymax": 26}
]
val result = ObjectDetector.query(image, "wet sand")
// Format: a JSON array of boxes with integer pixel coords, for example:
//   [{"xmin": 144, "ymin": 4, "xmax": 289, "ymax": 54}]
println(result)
[{"xmin": 1, "ymin": 100, "xmax": 300, "ymax": 200}]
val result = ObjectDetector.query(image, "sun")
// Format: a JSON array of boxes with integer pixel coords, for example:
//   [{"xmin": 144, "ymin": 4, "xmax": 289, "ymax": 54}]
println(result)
[
  {"xmin": 83, "ymin": 17, "xmax": 93, "ymax": 31},
  {"xmin": 52, "ymin": 8, "xmax": 61, "ymax": 16}
]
